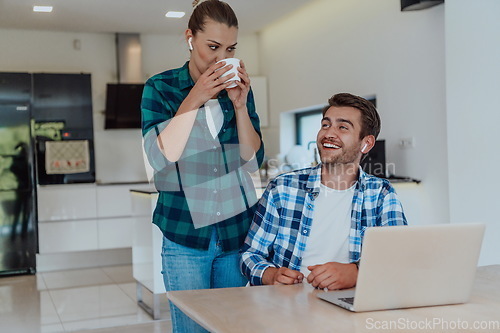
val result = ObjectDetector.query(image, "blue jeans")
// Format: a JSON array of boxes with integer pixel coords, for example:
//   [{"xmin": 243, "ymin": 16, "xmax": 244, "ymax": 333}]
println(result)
[{"xmin": 161, "ymin": 228, "xmax": 247, "ymax": 333}]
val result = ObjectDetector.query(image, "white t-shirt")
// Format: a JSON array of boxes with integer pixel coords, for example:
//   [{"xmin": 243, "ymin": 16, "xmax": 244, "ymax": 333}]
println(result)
[
  {"xmin": 300, "ymin": 183, "xmax": 355, "ymax": 276},
  {"xmin": 204, "ymin": 99, "xmax": 224, "ymax": 139}
]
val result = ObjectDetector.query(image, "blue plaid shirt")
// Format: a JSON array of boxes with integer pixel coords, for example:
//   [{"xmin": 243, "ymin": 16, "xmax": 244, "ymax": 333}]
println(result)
[{"xmin": 240, "ymin": 164, "xmax": 407, "ymax": 286}]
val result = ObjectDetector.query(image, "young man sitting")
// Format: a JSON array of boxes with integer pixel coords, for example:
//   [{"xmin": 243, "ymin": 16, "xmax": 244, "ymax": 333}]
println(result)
[{"xmin": 241, "ymin": 93, "xmax": 407, "ymax": 290}]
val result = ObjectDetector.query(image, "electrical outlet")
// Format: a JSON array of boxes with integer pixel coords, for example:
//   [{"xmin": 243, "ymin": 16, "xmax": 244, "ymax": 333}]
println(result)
[{"xmin": 399, "ymin": 137, "xmax": 416, "ymax": 149}]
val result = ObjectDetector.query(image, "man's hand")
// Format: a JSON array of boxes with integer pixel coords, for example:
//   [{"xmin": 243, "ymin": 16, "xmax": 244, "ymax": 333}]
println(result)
[
  {"xmin": 307, "ymin": 262, "xmax": 358, "ymax": 290},
  {"xmin": 262, "ymin": 267, "xmax": 304, "ymax": 286}
]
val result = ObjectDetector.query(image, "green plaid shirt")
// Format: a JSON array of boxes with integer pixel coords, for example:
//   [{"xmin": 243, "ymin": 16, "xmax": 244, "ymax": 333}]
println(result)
[{"xmin": 141, "ymin": 61, "xmax": 265, "ymax": 251}]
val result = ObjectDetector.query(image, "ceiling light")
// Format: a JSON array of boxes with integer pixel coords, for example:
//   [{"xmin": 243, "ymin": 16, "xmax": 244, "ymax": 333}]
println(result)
[
  {"xmin": 33, "ymin": 5, "xmax": 53, "ymax": 13},
  {"xmin": 165, "ymin": 11, "xmax": 185, "ymax": 18}
]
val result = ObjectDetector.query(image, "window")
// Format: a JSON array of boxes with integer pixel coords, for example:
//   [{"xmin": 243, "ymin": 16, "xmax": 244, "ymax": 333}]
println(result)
[{"xmin": 295, "ymin": 108, "xmax": 323, "ymax": 147}]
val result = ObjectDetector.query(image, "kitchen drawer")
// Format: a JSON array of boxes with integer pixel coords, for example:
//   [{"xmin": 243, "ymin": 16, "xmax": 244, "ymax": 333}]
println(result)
[
  {"xmin": 37, "ymin": 185, "xmax": 97, "ymax": 221},
  {"xmin": 38, "ymin": 220, "xmax": 99, "ymax": 253},
  {"xmin": 98, "ymin": 217, "xmax": 133, "ymax": 249}
]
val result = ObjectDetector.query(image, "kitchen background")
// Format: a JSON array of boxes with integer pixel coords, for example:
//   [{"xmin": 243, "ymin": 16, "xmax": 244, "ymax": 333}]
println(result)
[{"xmin": 0, "ymin": 0, "xmax": 499, "ymax": 276}]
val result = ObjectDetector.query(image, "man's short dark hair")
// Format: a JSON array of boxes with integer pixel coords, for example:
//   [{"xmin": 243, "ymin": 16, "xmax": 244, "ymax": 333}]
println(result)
[{"xmin": 322, "ymin": 93, "xmax": 381, "ymax": 139}]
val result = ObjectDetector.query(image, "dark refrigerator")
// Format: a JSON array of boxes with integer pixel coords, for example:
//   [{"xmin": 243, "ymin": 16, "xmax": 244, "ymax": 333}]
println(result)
[
  {"xmin": 0, "ymin": 71, "xmax": 95, "ymax": 276},
  {"xmin": 0, "ymin": 103, "xmax": 37, "ymax": 275}
]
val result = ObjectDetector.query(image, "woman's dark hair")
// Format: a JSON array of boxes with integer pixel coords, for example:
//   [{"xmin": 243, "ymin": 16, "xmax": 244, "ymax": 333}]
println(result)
[
  {"xmin": 189, "ymin": 0, "xmax": 238, "ymax": 35},
  {"xmin": 322, "ymin": 93, "xmax": 381, "ymax": 139}
]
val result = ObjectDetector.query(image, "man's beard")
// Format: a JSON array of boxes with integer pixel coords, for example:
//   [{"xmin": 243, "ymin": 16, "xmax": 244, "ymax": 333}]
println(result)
[{"xmin": 319, "ymin": 145, "xmax": 359, "ymax": 166}]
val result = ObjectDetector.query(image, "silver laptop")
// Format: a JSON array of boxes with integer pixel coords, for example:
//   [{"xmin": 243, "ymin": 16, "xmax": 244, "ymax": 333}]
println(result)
[{"xmin": 317, "ymin": 223, "xmax": 485, "ymax": 312}]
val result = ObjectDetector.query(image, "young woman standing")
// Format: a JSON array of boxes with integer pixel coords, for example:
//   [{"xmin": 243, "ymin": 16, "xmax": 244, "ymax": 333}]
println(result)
[{"xmin": 141, "ymin": 1, "xmax": 264, "ymax": 332}]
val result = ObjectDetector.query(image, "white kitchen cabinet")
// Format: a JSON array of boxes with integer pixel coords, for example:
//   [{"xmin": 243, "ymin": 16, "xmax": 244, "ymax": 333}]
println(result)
[
  {"xmin": 96, "ymin": 184, "xmax": 135, "ymax": 217},
  {"xmin": 37, "ymin": 183, "xmax": 151, "ymax": 255},
  {"xmin": 38, "ymin": 219, "xmax": 99, "ymax": 253},
  {"xmin": 37, "ymin": 184, "xmax": 97, "ymax": 221},
  {"xmin": 37, "ymin": 184, "xmax": 98, "ymax": 255},
  {"xmin": 97, "ymin": 217, "xmax": 134, "ymax": 249}
]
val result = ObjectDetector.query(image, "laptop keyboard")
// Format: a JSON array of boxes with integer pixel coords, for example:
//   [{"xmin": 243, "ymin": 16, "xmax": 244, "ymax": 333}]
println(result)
[{"xmin": 340, "ymin": 297, "xmax": 354, "ymax": 305}]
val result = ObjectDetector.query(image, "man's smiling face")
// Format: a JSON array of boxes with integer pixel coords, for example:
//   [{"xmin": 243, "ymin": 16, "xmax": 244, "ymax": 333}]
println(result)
[{"xmin": 316, "ymin": 106, "xmax": 365, "ymax": 166}]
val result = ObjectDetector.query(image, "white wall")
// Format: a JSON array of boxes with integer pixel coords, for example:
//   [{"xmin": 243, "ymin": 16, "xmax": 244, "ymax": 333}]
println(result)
[
  {"xmin": 446, "ymin": 0, "xmax": 500, "ymax": 265},
  {"xmin": 258, "ymin": 0, "xmax": 448, "ymax": 227},
  {"xmin": 0, "ymin": 30, "xmax": 115, "ymax": 130},
  {"xmin": 0, "ymin": 28, "xmax": 261, "ymax": 184}
]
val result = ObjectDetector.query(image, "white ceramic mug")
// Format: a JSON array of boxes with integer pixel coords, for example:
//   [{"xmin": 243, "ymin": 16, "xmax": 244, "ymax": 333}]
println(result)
[{"xmin": 215, "ymin": 58, "xmax": 241, "ymax": 88}]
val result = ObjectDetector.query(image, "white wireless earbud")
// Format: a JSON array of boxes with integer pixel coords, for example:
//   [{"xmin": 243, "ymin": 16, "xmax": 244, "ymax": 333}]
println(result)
[
  {"xmin": 362, "ymin": 143, "xmax": 368, "ymax": 153},
  {"xmin": 188, "ymin": 37, "xmax": 193, "ymax": 51}
]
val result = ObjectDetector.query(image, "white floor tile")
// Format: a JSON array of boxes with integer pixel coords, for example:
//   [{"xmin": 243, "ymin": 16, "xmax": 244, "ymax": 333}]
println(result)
[
  {"xmin": 41, "ymin": 322, "xmax": 65, "ymax": 333},
  {"xmin": 118, "ymin": 282, "xmax": 171, "ymax": 320},
  {"xmin": 117, "ymin": 282, "xmax": 137, "ymax": 302},
  {"xmin": 0, "ymin": 274, "xmax": 41, "ymax": 331},
  {"xmin": 61, "ymin": 314, "xmax": 152, "ymax": 331},
  {"xmin": 49, "ymin": 284, "xmax": 137, "ymax": 322},
  {"xmin": 0, "ymin": 266, "xmax": 173, "ymax": 333},
  {"xmin": 102, "ymin": 265, "xmax": 135, "ymax": 284},
  {"xmin": 40, "ymin": 291, "xmax": 60, "ymax": 325},
  {"xmin": 41, "ymin": 268, "xmax": 114, "ymax": 290},
  {"xmin": 37, "ymin": 273, "xmax": 48, "ymax": 291}
]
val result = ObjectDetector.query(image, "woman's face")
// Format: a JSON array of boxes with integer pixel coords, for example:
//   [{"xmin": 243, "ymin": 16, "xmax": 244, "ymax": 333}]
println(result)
[{"xmin": 187, "ymin": 19, "xmax": 238, "ymax": 82}]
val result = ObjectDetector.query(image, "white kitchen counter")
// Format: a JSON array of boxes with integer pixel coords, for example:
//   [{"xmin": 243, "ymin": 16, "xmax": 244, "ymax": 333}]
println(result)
[{"xmin": 130, "ymin": 188, "xmax": 163, "ymax": 320}]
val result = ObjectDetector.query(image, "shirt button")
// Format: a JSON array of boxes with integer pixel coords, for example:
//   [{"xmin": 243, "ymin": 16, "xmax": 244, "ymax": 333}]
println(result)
[
  {"xmin": 213, "ymin": 190, "xmax": 217, "ymax": 194},
  {"xmin": 213, "ymin": 146, "xmax": 217, "ymax": 150},
  {"xmin": 303, "ymin": 229, "xmax": 308, "ymax": 235},
  {"xmin": 216, "ymin": 212, "xmax": 221, "ymax": 216},
  {"xmin": 224, "ymin": 110, "xmax": 228, "ymax": 113},
  {"xmin": 213, "ymin": 168, "xmax": 218, "ymax": 172},
  {"xmin": 223, "ymin": 129, "xmax": 226, "ymax": 132}
]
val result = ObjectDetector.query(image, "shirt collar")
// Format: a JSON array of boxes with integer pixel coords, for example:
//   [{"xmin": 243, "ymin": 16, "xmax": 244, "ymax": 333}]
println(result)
[
  {"xmin": 178, "ymin": 61, "xmax": 195, "ymax": 91},
  {"xmin": 307, "ymin": 163, "xmax": 368, "ymax": 195}
]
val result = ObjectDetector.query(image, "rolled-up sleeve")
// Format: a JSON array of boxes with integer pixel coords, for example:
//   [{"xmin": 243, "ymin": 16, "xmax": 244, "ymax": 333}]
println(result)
[
  {"xmin": 242, "ymin": 88, "xmax": 265, "ymax": 173},
  {"xmin": 240, "ymin": 182, "xmax": 280, "ymax": 286},
  {"xmin": 141, "ymin": 78, "xmax": 177, "ymax": 173}
]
